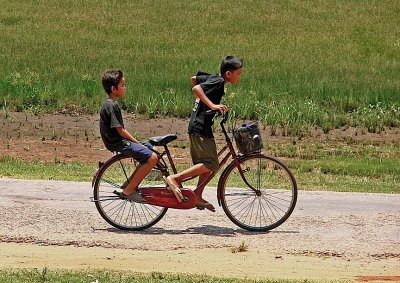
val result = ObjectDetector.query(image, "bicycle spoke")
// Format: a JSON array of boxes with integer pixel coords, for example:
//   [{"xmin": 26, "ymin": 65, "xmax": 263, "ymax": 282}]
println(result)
[
  {"xmin": 261, "ymin": 193, "xmax": 291, "ymax": 214},
  {"xmin": 232, "ymin": 197, "xmax": 255, "ymax": 223},
  {"xmin": 110, "ymin": 200, "xmax": 126, "ymax": 223},
  {"xmin": 102, "ymin": 198, "xmax": 122, "ymax": 210},
  {"xmin": 119, "ymin": 159, "xmax": 130, "ymax": 185},
  {"xmin": 227, "ymin": 193, "xmax": 254, "ymax": 213},
  {"xmin": 126, "ymin": 203, "xmax": 134, "ymax": 226},
  {"xmin": 101, "ymin": 178, "xmax": 122, "ymax": 189},
  {"xmin": 261, "ymin": 196, "xmax": 279, "ymax": 223}
]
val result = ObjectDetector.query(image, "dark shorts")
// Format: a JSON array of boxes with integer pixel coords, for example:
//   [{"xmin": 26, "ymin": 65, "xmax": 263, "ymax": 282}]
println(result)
[
  {"xmin": 119, "ymin": 141, "xmax": 153, "ymax": 163},
  {"xmin": 189, "ymin": 135, "xmax": 218, "ymax": 171}
]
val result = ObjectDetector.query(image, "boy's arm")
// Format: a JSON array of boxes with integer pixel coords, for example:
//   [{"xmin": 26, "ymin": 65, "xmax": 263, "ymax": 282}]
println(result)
[
  {"xmin": 116, "ymin": 127, "xmax": 141, "ymax": 144},
  {"xmin": 192, "ymin": 85, "xmax": 228, "ymax": 112}
]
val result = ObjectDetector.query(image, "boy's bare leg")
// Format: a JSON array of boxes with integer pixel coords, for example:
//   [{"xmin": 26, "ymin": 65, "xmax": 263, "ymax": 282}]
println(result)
[
  {"xmin": 122, "ymin": 153, "xmax": 158, "ymax": 195},
  {"xmin": 168, "ymin": 164, "xmax": 215, "ymax": 210},
  {"xmin": 193, "ymin": 171, "xmax": 212, "ymax": 201},
  {"xmin": 121, "ymin": 166, "xmax": 139, "ymax": 188},
  {"xmin": 194, "ymin": 171, "xmax": 215, "ymax": 212},
  {"xmin": 167, "ymin": 164, "xmax": 211, "ymax": 189}
]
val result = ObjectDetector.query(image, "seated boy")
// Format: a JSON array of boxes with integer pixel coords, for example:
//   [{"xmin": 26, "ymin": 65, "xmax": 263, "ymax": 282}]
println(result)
[
  {"xmin": 166, "ymin": 56, "xmax": 243, "ymax": 212},
  {"xmin": 99, "ymin": 69, "xmax": 163, "ymax": 202}
]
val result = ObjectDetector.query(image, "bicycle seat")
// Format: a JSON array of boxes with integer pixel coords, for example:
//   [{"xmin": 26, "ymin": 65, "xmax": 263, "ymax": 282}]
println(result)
[{"xmin": 148, "ymin": 134, "xmax": 177, "ymax": 146}]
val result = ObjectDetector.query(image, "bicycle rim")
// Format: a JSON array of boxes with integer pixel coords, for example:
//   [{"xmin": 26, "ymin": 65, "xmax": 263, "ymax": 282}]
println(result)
[
  {"xmin": 221, "ymin": 154, "xmax": 297, "ymax": 231},
  {"xmin": 93, "ymin": 155, "xmax": 167, "ymax": 230}
]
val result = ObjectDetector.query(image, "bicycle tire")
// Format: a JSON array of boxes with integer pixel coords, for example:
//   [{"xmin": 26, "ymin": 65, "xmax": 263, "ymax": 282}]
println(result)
[
  {"xmin": 220, "ymin": 154, "xmax": 297, "ymax": 232},
  {"xmin": 93, "ymin": 154, "xmax": 168, "ymax": 230}
]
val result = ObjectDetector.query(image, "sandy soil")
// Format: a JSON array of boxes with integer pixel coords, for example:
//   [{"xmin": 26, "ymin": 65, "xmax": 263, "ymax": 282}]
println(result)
[{"xmin": 1, "ymin": 112, "xmax": 400, "ymax": 281}]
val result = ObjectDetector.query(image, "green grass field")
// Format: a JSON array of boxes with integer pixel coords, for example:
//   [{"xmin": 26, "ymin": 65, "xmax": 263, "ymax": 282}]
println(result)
[
  {"xmin": 0, "ymin": 268, "xmax": 344, "ymax": 283},
  {"xmin": 0, "ymin": 0, "xmax": 399, "ymax": 133}
]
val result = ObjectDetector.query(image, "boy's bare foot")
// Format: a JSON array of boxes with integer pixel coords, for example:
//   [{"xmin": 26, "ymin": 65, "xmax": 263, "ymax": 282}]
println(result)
[
  {"xmin": 165, "ymin": 175, "xmax": 182, "ymax": 188},
  {"xmin": 164, "ymin": 176, "xmax": 183, "ymax": 202},
  {"xmin": 195, "ymin": 197, "xmax": 216, "ymax": 212}
]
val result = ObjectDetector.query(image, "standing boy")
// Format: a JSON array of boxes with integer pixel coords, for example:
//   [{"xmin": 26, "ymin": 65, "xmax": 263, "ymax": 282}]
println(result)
[
  {"xmin": 166, "ymin": 56, "xmax": 243, "ymax": 212},
  {"xmin": 99, "ymin": 69, "xmax": 160, "ymax": 202}
]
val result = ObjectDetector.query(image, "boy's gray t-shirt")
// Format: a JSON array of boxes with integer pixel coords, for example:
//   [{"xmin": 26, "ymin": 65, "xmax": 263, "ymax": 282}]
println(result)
[{"xmin": 99, "ymin": 98, "xmax": 126, "ymax": 152}]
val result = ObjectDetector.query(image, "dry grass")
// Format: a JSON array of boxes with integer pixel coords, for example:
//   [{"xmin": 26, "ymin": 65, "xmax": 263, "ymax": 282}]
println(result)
[{"xmin": 230, "ymin": 241, "xmax": 250, "ymax": 254}]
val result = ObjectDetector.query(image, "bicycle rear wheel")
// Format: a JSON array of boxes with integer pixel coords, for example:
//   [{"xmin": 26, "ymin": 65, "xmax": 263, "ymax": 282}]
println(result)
[
  {"xmin": 220, "ymin": 154, "xmax": 297, "ymax": 232},
  {"xmin": 93, "ymin": 154, "xmax": 168, "ymax": 230}
]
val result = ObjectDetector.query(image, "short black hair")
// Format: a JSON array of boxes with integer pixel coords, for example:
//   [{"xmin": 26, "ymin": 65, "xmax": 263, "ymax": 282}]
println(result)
[
  {"xmin": 102, "ymin": 69, "xmax": 124, "ymax": 95},
  {"xmin": 220, "ymin": 56, "xmax": 243, "ymax": 77}
]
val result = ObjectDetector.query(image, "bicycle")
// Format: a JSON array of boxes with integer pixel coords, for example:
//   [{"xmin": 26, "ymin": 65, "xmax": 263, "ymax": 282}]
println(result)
[{"xmin": 92, "ymin": 111, "xmax": 297, "ymax": 232}]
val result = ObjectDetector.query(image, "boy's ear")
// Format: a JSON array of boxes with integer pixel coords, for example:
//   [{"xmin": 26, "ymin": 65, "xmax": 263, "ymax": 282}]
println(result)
[{"xmin": 111, "ymin": 85, "xmax": 116, "ymax": 93}]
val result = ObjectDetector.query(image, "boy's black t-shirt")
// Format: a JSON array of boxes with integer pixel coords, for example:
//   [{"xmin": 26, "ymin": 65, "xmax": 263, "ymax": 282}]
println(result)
[
  {"xmin": 99, "ymin": 98, "xmax": 127, "ymax": 152},
  {"xmin": 188, "ymin": 73, "xmax": 225, "ymax": 138}
]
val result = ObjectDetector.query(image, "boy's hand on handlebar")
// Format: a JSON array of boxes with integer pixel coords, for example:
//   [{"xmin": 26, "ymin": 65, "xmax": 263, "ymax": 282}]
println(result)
[{"xmin": 211, "ymin": 104, "xmax": 228, "ymax": 113}]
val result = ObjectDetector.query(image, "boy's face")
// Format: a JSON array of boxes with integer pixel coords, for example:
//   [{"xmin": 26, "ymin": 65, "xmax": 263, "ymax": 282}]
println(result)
[
  {"xmin": 112, "ymin": 77, "xmax": 126, "ymax": 98},
  {"xmin": 227, "ymin": 68, "xmax": 242, "ymax": 85}
]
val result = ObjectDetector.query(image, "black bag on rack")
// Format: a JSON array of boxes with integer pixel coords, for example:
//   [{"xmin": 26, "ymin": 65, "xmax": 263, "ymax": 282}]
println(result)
[{"xmin": 233, "ymin": 123, "xmax": 263, "ymax": 154}]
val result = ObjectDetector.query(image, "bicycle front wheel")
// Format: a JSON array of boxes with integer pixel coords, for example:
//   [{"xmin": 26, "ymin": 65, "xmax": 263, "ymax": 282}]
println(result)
[
  {"xmin": 220, "ymin": 154, "xmax": 297, "ymax": 232},
  {"xmin": 93, "ymin": 154, "xmax": 168, "ymax": 230}
]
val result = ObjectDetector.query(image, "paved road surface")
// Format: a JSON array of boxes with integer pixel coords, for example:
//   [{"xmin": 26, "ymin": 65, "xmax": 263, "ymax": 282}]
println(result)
[
  {"xmin": 0, "ymin": 177, "xmax": 399, "ymax": 280},
  {"xmin": 1, "ymin": 177, "xmax": 399, "ymax": 256}
]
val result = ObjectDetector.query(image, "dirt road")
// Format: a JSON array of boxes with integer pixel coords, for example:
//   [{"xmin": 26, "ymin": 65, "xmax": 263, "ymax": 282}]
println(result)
[{"xmin": 0, "ymin": 177, "xmax": 399, "ymax": 281}]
